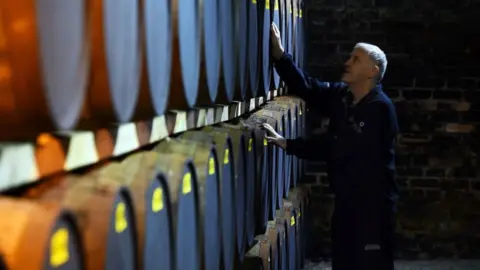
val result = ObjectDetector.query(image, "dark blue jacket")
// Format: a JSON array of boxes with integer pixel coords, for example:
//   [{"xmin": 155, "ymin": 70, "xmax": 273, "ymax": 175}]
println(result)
[{"xmin": 274, "ymin": 53, "xmax": 399, "ymax": 210}]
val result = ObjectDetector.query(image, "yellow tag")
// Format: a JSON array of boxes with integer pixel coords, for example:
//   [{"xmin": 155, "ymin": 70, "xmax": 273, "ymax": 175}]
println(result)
[
  {"xmin": 115, "ymin": 202, "xmax": 128, "ymax": 233},
  {"xmin": 299, "ymin": 110, "xmax": 302, "ymax": 116},
  {"xmin": 209, "ymin": 157, "xmax": 215, "ymax": 175},
  {"xmin": 274, "ymin": 0, "xmax": 279, "ymax": 10},
  {"xmin": 290, "ymin": 7, "xmax": 292, "ymax": 14},
  {"xmin": 50, "ymin": 228, "xmax": 69, "ymax": 267},
  {"xmin": 248, "ymin": 138, "xmax": 253, "ymax": 152},
  {"xmin": 252, "ymin": 0, "xmax": 256, "ymax": 3},
  {"xmin": 290, "ymin": 216, "xmax": 295, "ymax": 226},
  {"xmin": 297, "ymin": 211, "xmax": 301, "ymax": 218},
  {"xmin": 182, "ymin": 173, "xmax": 192, "ymax": 194},
  {"xmin": 152, "ymin": 187, "xmax": 164, "ymax": 212},
  {"xmin": 264, "ymin": 138, "xmax": 268, "ymax": 146},
  {"xmin": 266, "ymin": 0, "xmax": 270, "ymax": 9},
  {"xmin": 300, "ymin": 9, "xmax": 303, "ymax": 18},
  {"xmin": 224, "ymin": 149, "xmax": 229, "ymax": 164},
  {"xmin": 295, "ymin": 10, "xmax": 299, "ymax": 17}
]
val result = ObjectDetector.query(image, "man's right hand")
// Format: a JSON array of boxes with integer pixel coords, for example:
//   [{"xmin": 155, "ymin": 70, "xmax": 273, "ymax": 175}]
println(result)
[
  {"xmin": 262, "ymin": 123, "xmax": 287, "ymax": 150},
  {"xmin": 271, "ymin": 23, "xmax": 284, "ymax": 60}
]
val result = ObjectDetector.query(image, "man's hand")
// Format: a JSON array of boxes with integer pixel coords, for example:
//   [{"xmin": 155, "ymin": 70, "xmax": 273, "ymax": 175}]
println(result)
[
  {"xmin": 271, "ymin": 23, "xmax": 284, "ymax": 60},
  {"xmin": 262, "ymin": 123, "xmax": 287, "ymax": 150}
]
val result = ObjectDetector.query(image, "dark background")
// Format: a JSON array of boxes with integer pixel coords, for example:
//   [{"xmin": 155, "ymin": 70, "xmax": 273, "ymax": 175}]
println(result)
[{"xmin": 301, "ymin": 0, "xmax": 480, "ymax": 259}]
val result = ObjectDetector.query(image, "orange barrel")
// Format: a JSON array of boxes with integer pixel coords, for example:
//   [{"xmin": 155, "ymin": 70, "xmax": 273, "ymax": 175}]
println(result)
[
  {"xmin": 264, "ymin": 102, "xmax": 293, "ymax": 196},
  {"xmin": 156, "ymin": 138, "xmax": 222, "ymax": 270},
  {"xmin": 258, "ymin": 0, "xmax": 272, "ymax": 96},
  {"xmin": 242, "ymin": 235, "xmax": 273, "ymax": 270},
  {"xmin": 274, "ymin": 212, "xmax": 289, "ymax": 270},
  {"xmin": 248, "ymin": 0, "xmax": 260, "ymax": 98},
  {"xmin": 180, "ymin": 131, "xmax": 236, "ymax": 270},
  {"xmin": 235, "ymin": 118, "xmax": 270, "ymax": 232},
  {"xmin": 202, "ymin": 126, "xmax": 247, "ymax": 262},
  {"xmin": 0, "ymin": 1, "xmax": 88, "ymax": 140},
  {"xmin": 256, "ymin": 108, "xmax": 287, "ymax": 206},
  {"xmin": 265, "ymin": 221, "xmax": 280, "ymax": 270},
  {"xmin": 271, "ymin": 96, "xmax": 301, "ymax": 187},
  {"xmin": 271, "ymin": 0, "xmax": 281, "ymax": 90},
  {"xmin": 219, "ymin": 122, "xmax": 258, "ymax": 248},
  {"xmin": 218, "ymin": 0, "xmax": 235, "ymax": 102},
  {"xmin": 234, "ymin": 0, "xmax": 249, "ymax": 100},
  {"xmin": 23, "ymin": 173, "xmax": 137, "ymax": 270},
  {"xmin": 0, "ymin": 197, "xmax": 83, "ymax": 270},
  {"xmin": 99, "ymin": 154, "xmax": 175, "ymax": 270},
  {"xmin": 246, "ymin": 113, "xmax": 279, "ymax": 219}
]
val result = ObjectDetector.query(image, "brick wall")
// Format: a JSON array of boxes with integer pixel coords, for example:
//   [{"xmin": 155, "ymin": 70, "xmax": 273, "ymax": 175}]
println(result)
[{"xmin": 302, "ymin": 0, "xmax": 480, "ymax": 259}]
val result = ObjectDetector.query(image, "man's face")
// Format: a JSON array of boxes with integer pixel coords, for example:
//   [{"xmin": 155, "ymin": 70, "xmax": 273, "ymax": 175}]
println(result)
[{"xmin": 341, "ymin": 47, "xmax": 377, "ymax": 84}]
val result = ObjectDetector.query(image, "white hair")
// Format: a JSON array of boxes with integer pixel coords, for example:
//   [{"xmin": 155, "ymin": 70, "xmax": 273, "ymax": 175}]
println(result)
[{"xmin": 354, "ymin": 42, "xmax": 388, "ymax": 82}]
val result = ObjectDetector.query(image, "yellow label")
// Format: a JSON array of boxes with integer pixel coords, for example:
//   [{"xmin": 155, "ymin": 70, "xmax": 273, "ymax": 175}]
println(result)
[
  {"xmin": 115, "ymin": 202, "xmax": 128, "ymax": 233},
  {"xmin": 266, "ymin": 0, "xmax": 270, "ymax": 9},
  {"xmin": 50, "ymin": 228, "xmax": 69, "ymax": 267},
  {"xmin": 224, "ymin": 149, "xmax": 229, "ymax": 164},
  {"xmin": 299, "ymin": 110, "xmax": 302, "ymax": 116},
  {"xmin": 182, "ymin": 173, "xmax": 192, "ymax": 194},
  {"xmin": 290, "ymin": 216, "xmax": 295, "ymax": 226},
  {"xmin": 290, "ymin": 7, "xmax": 292, "ymax": 14},
  {"xmin": 252, "ymin": 0, "xmax": 256, "ymax": 3},
  {"xmin": 152, "ymin": 187, "xmax": 164, "ymax": 212},
  {"xmin": 300, "ymin": 9, "xmax": 303, "ymax": 18},
  {"xmin": 264, "ymin": 138, "xmax": 268, "ymax": 146},
  {"xmin": 209, "ymin": 157, "xmax": 215, "ymax": 175},
  {"xmin": 248, "ymin": 138, "xmax": 253, "ymax": 152},
  {"xmin": 297, "ymin": 211, "xmax": 301, "ymax": 218},
  {"xmin": 295, "ymin": 10, "xmax": 299, "ymax": 17},
  {"xmin": 274, "ymin": 0, "xmax": 279, "ymax": 10}
]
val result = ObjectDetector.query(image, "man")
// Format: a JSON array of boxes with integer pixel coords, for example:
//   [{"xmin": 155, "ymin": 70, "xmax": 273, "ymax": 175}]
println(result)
[{"xmin": 263, "ymin": 23, "xmax": 399, "ymax": 270}]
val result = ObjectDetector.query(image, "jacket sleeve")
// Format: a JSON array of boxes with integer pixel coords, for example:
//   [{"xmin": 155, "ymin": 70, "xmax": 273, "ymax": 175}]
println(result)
[
  {"xmin": 285, "ymin": 133, "xmax": 330, "ymax": 161},
  {"xmin": 274, "ymin": 52, "xmax": 343, "ymax": 116}
]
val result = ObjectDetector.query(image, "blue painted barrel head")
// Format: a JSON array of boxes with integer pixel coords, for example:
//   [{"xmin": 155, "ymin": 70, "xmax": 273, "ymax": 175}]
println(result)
[
  {"xmin": 270, "ymin": 145, "xmax": 278, "ymax": 218},
  {"xmin": 235, "ymin": 140, "xmax": 246, "ymax": 262},
  {"xmin": 262, "ymin": 145, "xmax": 270, "ymax": 226},
  {"xmin": 144, "ymin": 175, "xmax": 174, "ymax": 270},
  {"xmin": 178, "ymin": 0, "xmax": 201, "ymax": 107},
  {"xmin": 105, "ymin": 190, "xmax": 136, "ymax": 270},
  {"xmin": 273, "ymin": 240, "xmax": 280, "ymax": 270},
  {"xmin": 281, "ymin": 238, "xmax": 287, "ymax": 270},
  {"xmin": 272, "ymin": 0, "xmax": 281, "ymax": 89},
  {"xmin": 221, "ymin": 143, "xmax": 236, "ymax": 270},
  {"xmin": 204, "ymin": 0, "xmax": 221, "ymax": 101},
  {"xmin": 287, "ymin": 0, "xmax": 293, "ymax": 55},
  {"xmin": 220, "ymin": 0, "xmax": 235, "ymax": 102},
  {"xmin": 237, "ymin": 0, "xmax": 249, "ymax": 99},
  {"xmin": 246, "ymin": 139, "xmax": 256, "ymax": 246},
  {"xmin": 176, "ymin": 163, "xmax": 201, "ymax": 270},
  {"xmin": 261, "ymin": 1, "xmax": 271, "ymax": 95},
  {"xmin": 276, "ymin": 122, "xmax": 284, "ymax": 208},
  {"xmin": 204, "ymin": 150, "xmax": 221, "ymax": 270},
  {"xmin": 104, "ymin": 0, "xmax": 140, "ymax": 122},
  {"xmin": 248, "ymin": 0, "xmax": 259, "ymax": 97},
  {"xmin": 288, "ymin": 221, "xmax": 296, "ymax": 270},
  {"xmin": 44, "ymin": 212, "xmax": 82, "ymax": 270},
  {"xmin": 144, "ymin": 0, "xmax": 171, "ymax": 115}
]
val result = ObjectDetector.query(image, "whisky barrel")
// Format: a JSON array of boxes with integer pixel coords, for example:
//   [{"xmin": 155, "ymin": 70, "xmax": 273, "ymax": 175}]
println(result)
[
  {"xmin": 110, "ymin": 154, "xmax": 176, "ymax": 270},
  {"xmin": 24, "ymin": 174, "xmax": 137, "ymax": 270},
  {"xmin": 219, "ymin": 123, "xmax": 258, "ymax": 247},
  {"xmin": 246, "ymin": 113, "xmax": 279, "ymax": 219},
  {"xmin": 202, "ymin": 126, "xmax": 247, "ymax": 261},
  {"xmin": 256, "ymin": 109, "xmax": 287, "ymax": 207},
  {"xmin": 0, "ymin": 197, "xmax": 83, "ymax": 270},
  {"xmin": 235, "ymin": 0, "xmax": 249, "ymax": 100},
  {"xmin": 155, "ymin": 138, "xmax": 221, "ymax": 270},
  {"xmin": 287, "ymin": 188, "xmax": 307, "ymax": 269},
  {"xmin": 0, "ymin": 1, "xmax": 88, "ymax": 140},
  {"xmin": 274, "ymin": 215, "xmax": 288, "ymax": 270},
  {"xmin": 285, "ymin": 0, "xmax": 293, "ymax": 55},
  {"xmin": 180, "ymin": 131, "xmax": 236, "ymax": 270},
  {"xmin": 271, "ymin": 0, "xmax": 281, "ymax": 90},
  {"xmin": 298, "ymin": 100, "xmax": 306, "ymax": 176},
  {"xmin": 264, "ymin": 103, "xmax": 293, "ymax": 196},
  {"xmin": 218, "ymin": 0, "xmax": 235, "ymax": 102},
  {"xmin": 266, "ymin": 221, "xmax": 280, "ymax": 270},
  {"xmin": 258, "ymin": 0, "xmax": 272, "ymax": 95},
  {"xmin": 271, "ymin": 97, "xmax": 301, "ymax": 186},
  {"xmin": 242, "ymin": 235, "xmax": 273, "ymax": 270},
  {"xmin": 248, "ymin": 0, "xmax": 260, "ymax": 97},
  {"xmin": 280, "ymin": 200, "xmax": 297, "ymax": 270},
  {"xmin": 291, "ymin": 0, "xmax": 298, "ymax": 63},
  {"xmin": 279, "ymin": 0, "xmax": 287, "ymax": 57},
  {"xmin": 196, "ymin": 0, "xmax": 221, "ymax": 104},
  {"xmin": 296, "ymin": 0, "xmax": 304, "ymax": 69}
]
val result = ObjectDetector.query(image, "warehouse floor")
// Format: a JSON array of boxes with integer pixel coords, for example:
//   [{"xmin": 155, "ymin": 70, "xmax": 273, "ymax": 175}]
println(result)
[{"xmin": 303, "ymin": 260, "xmax": 480, "ymax": 270}]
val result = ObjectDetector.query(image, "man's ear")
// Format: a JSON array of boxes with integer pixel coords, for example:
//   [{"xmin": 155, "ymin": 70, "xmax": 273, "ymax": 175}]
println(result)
[{"xmin": 371, "ymin": 65, "xmax": 380, "ymax": 79}]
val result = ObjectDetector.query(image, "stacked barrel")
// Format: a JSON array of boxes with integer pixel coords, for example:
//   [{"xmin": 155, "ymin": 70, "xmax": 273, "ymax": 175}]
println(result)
[{"xmin": 0, "ymin": 0, "xmax": 308, "ymax": 269}]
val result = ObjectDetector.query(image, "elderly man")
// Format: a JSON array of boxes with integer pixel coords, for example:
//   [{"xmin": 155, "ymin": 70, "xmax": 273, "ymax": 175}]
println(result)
[{"xmin": 263, "ymin": 23, "xmax": 399, "ymax": 270}]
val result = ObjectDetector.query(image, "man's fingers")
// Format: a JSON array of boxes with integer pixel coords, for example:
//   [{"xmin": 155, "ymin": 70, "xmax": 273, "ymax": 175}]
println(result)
[{"xmin": 265, "ymin": 136, "xmax": 275, "ymax": 142}]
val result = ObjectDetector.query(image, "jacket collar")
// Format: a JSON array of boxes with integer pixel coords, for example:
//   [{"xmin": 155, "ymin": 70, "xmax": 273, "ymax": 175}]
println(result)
[{"xmin": 345, "ymin": 83, "xmax": 382, "ymax": 107}]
